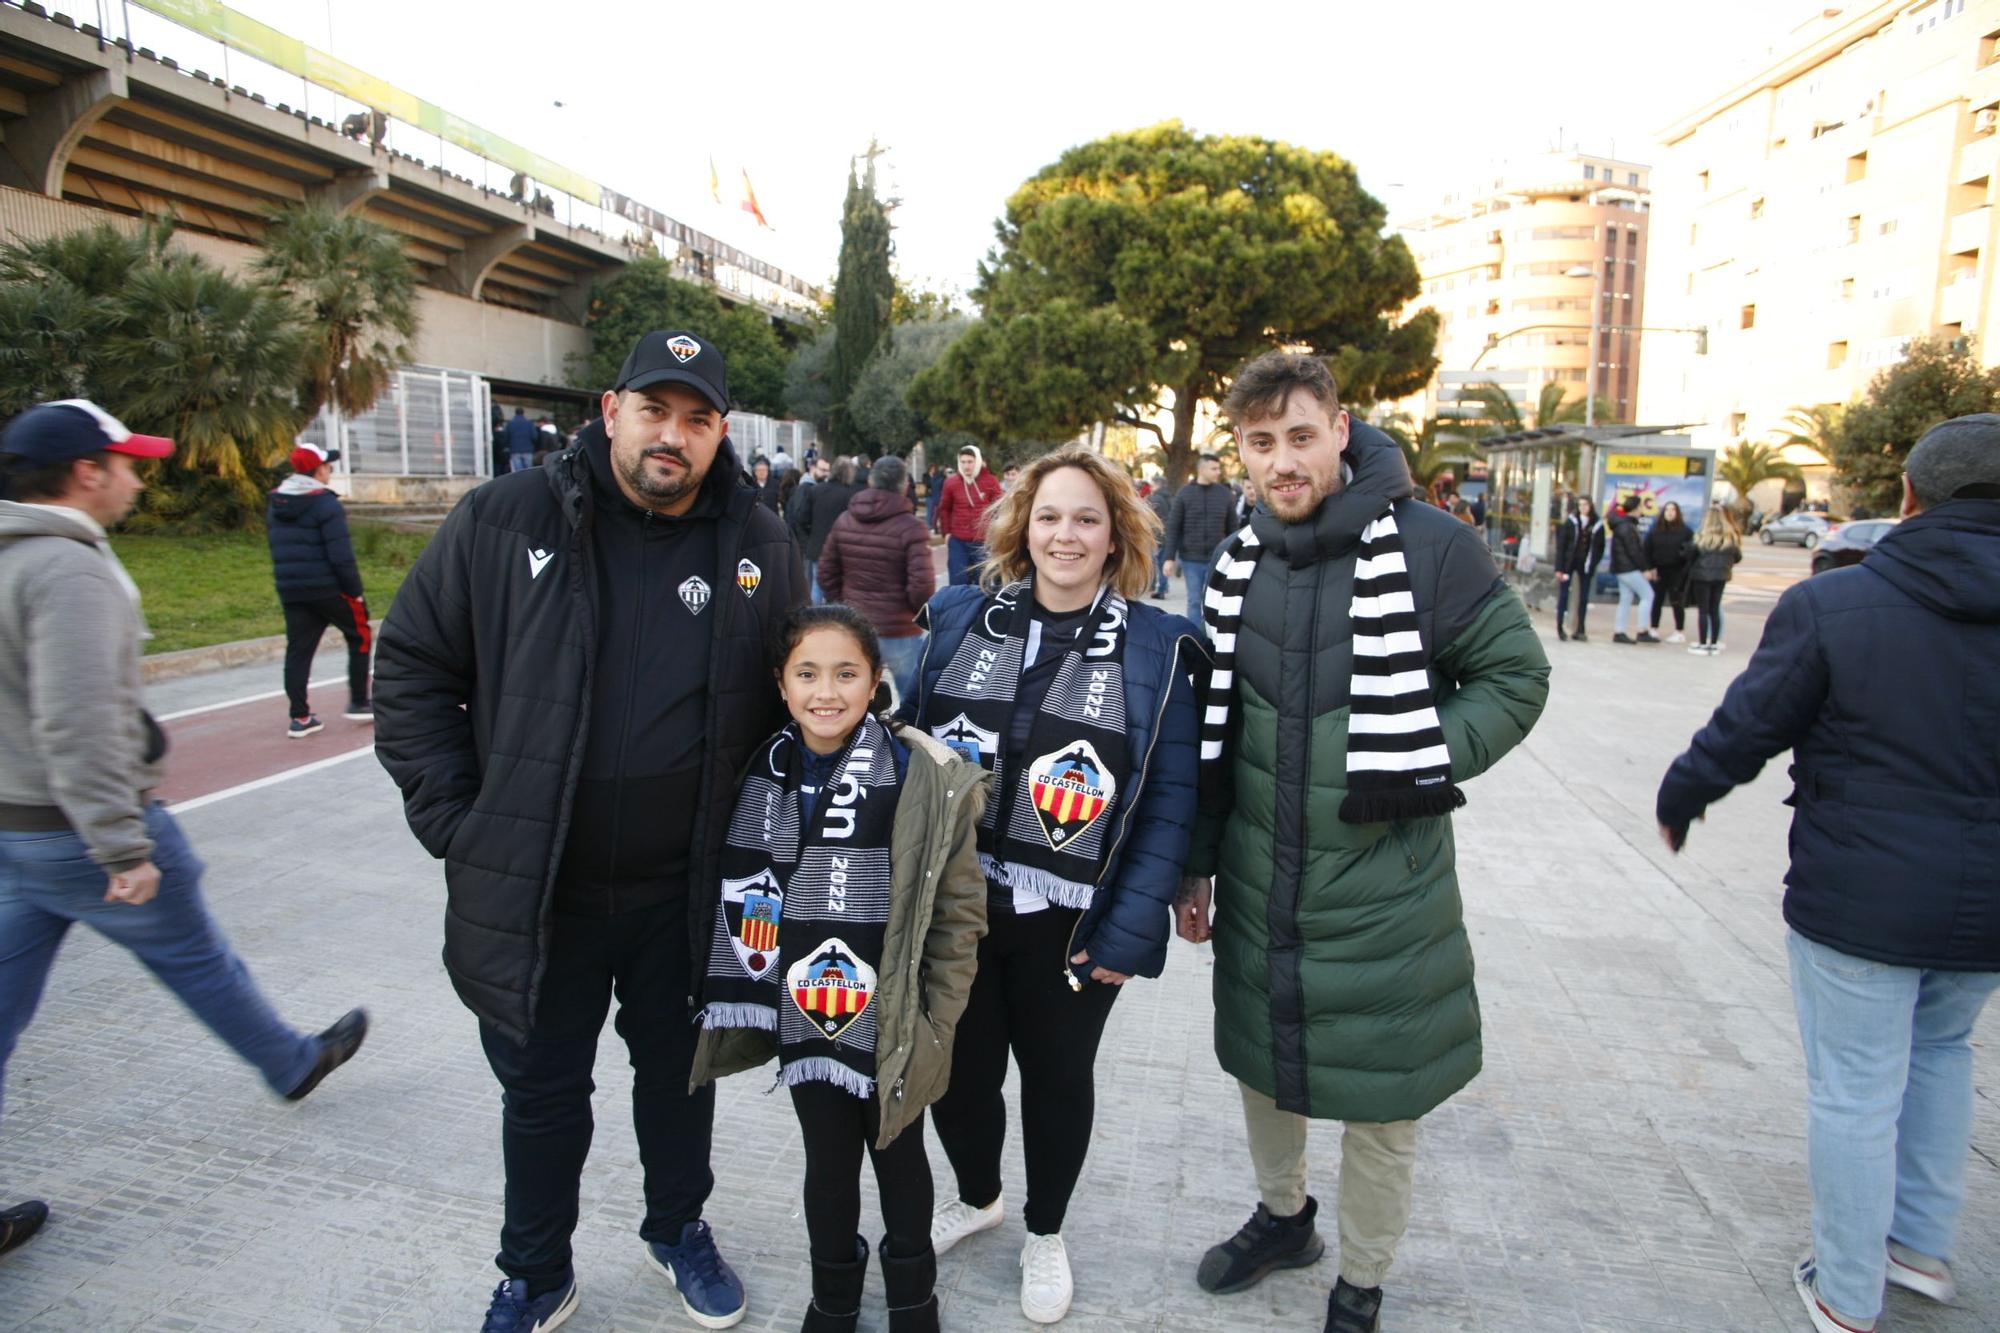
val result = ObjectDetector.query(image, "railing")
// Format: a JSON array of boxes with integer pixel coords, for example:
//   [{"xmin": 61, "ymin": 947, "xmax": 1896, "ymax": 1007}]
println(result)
[{"xmin": 299, "ymin": 366, "xmax": 492, "ymax": 480}]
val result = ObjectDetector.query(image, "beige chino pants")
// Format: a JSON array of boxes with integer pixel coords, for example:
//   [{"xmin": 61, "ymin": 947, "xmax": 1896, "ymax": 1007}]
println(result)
[{"xmin": 1238, "ymin": 1081, "xmax": 1418, "ymax": 1289}]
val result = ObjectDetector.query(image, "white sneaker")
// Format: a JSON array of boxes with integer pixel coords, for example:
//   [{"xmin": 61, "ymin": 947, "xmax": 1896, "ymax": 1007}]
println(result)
[
  {"xmin": 1886, "ymin": 1241, "xmax": 1956, "ymax": 1303},
  {"xmin": 930, "ymin": 1196, "xmax": 1003, "ymax": 1256},
  {"xmin": 1793, "ymin": 1252, "xmax": 1875, "ymax": 1332},
  {"xmin": 1687, "ymin": 644, "xmax": 1707, "ymax": 655},
  {"xmin": 1019, "ymin": 1232, "xmax": 1073, "ymax": 1324},
  {"xmin": 1666, "ymin": 631, "xmax": 1686, "ymax": 644}
]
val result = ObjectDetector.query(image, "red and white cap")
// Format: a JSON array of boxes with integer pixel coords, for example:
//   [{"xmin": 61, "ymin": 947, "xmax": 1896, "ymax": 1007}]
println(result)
[
  {"xmin": 0, "ymin": 399, "xmax": 174, "ymax": 464},
  {"xmin": 289, "ymin": 441, "xmax": 341, "ymax": 473}
]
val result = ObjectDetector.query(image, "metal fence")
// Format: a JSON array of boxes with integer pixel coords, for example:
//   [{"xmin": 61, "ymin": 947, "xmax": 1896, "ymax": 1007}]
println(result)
[
  {"xmin": 300, "ymin": 366, "xmax": 492, "ymax": 479},
  {"xmin": 728, "ymin": 413, "xmax": 818, "ymax": 465}
]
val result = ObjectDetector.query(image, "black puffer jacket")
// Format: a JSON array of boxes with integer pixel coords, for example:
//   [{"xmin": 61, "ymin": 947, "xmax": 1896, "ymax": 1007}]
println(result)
[
  {"xmin": 1164, "ymin": 481, "xmax": 1239, "ymax": 563},
  {"xmin": 266, "ymin": 479, "xmax": 363, "ymax": 603},
  {"xmin": 1608, "ymin": 512, "xmax": 1647, "ymax": 574},
  {"xmin": 372, "ymin": 424, "xmax": 803, "ymax": 1041},
  {"xmin": 1555, "ymin": 514, "xmax": 1605, "ymax": 576},
  {"xmin": 798, "ymin": 480, "xmax": 859, "ymax": 562}
]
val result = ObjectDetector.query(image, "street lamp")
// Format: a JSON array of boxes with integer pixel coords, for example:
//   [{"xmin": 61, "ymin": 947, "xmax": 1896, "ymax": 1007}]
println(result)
[{"xmin": 1564, "ymin": 262, "xmax": 1601, "ymax": 428}]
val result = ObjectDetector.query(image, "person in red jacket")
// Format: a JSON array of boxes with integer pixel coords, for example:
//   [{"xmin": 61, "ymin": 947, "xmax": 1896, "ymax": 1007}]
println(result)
[
  {"xmin": 934, "ymin": 444, "xmax": 1005, "ymax": 586},
  {"xmin": 819, "ymin": 456, "xmax": 936, "ymax": 707}
]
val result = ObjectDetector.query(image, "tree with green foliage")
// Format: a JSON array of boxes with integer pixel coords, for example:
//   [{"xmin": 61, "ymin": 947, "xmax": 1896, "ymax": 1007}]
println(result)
[
  {"xmin": 1716, "ymin": 441, "xmax": 1805, "ymax": 523},
  {"xmin": 0, "ymin": 219, "xmax": 306, "ymax": 530},
  {"xmin": 254, "ymin": 203, "xmax": 418, "ymax": 419},
  {"xmin": 1379, "ymin": 413, "xmax": 1482, "ymax": 494},
  {"xmin": 1456, "ymin": 380, "xmax": 1611, "ymax": 436},
  {"xmin": 783, "ymin": 328, "xmax": 837, "ymax": 436},
  {"xmin": 574, "ymin": 257, "xmax": 788, "ymax": 415},
  {"xmin": 829, "ymin": 145, "xmax": 896, "ymax": 450},
  {"xmin": 844, "ymin": 317, "xmax": 976, "ymax": 456},
  {"xmin": 910, "ymin": 122, "xmax": 1438, "ymax": 488},
  {"xmin": 1826, "ymin": 337, "xmax": 2000, "ymax": 512}
]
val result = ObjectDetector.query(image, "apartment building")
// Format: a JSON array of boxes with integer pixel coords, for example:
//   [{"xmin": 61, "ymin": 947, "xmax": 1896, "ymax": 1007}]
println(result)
[
  {"xmin": 1398, "ymin": 151, "xmax": 1652, "ymax": 425},
  {"xmin": 1641, "ymin": 0, "xmax": 1999, "ymax": 462}
]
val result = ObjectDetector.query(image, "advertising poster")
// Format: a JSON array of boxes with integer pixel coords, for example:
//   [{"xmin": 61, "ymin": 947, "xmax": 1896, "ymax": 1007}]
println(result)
[{"xmin": 1591, "ymin": 450, "xmax": 1714, "ymax": 594}]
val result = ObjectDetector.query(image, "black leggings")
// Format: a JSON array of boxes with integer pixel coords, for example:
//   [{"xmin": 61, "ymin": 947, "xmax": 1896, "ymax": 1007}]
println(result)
[
  {"xmin": 1690, "ymin": 579, "xmax": 1726, "ymax": 645},
  {"xmin": 930, "ymin": 905, "xmax": 1121, "ymax": 1235},
  {"xmin": 1649, "ymin": 566, "xmax": 1690, "ymax": 631},
  {"xmin": 791, "ymin": 1082, "xmax": 933, "ymax": 1263}
]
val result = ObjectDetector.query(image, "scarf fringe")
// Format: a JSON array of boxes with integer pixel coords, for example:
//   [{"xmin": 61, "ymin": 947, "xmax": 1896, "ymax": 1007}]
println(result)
[
  {"xmin": 699, "ymin": 1002, "xmax": 777, "ymax": 1031},
  {"xmin": 1338, "ymin": 785, "xmax": 1467, "ymax": 825},
  {"xmin": 781, "ymin": 1057, "xmax": 877, "ymax": 1099},
  {"xmin": 979, "ymin": 854, "xmax": 1097, "ymax": 910}
]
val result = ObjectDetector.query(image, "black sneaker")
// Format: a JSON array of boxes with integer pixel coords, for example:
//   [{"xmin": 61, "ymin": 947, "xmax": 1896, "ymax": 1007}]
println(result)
[
  {"xmin": 1572, "ymin": 630, "xmax": 1589, "ymax": 642},
  {"xmin": 1324, "ymin": 1277, "xmax": 1383, "ymax": 1332},
  {"xmin": 286, "ymin": 1008, "xmax": 369, "ymax": 1101},
  {"xmin": 343, "ymin": 699, "xmax": 373, "ymax": 721},
  {"xmin": 0, "ymin": 1200, "xmax": 48, "ymax": 1257},
  {"xmin": 287, "ymin": 714, "xmax": 323, "ymax": 739},
  {"xmin": 1636, "ymin": 632, "xmax": 1661, "ymax": 644},
  {"xmin": 1612, "ymin": 633, "xmax": 1635, "ymax": 644},
  {"xmin": 1196, "ymin": 1198, "xmax": 1324, "ymax": 1294}
]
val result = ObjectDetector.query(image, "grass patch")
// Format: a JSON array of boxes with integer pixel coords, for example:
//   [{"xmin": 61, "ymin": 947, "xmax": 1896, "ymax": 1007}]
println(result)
[{"xmin": 112, "ymin": 521, "xmax": 436, "ymax": 655}]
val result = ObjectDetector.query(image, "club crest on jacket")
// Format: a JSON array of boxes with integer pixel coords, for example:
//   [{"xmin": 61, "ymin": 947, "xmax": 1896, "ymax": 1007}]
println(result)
[
  {"xmin": 1029, "ymin": 739, "xmax": 1114, "ymax": 851},
  {"xmin": 736, "ymin": 558, "xmax": 762, "ymax": 596},
  {"xmin": 721, "ymin": 869, "xmax": 783, "ymax": 980},
  {"xmin": 679, "ymin": 575, "xmax": 711, "ymax": 614},
  {"xmin": 789, "ymin": 937, "xmax": 876, "ymax": 1038}
]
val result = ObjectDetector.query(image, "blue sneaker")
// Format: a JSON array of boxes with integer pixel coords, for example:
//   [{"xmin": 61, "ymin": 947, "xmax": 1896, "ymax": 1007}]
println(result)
[
  {"xmin": 287, "ymin": 714, "xmax": 322, "ymax": 739},
  {"xmin": 645, "ymin": 1220, "xmax": 746, "ymax": 1329},
  {"xmin": 481, "ymin": 1277, "xmax": 578, "ymax": 1332}
]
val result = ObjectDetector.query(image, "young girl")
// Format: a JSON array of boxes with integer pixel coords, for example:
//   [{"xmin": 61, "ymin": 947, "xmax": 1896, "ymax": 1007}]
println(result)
[
  {"xmin": 1685, "ymin": 506, "xmax": 1743, "ymax": 654},
  {"xmin": 692, "ymin": 604, "xmax": 989, "ymax": 1333}
]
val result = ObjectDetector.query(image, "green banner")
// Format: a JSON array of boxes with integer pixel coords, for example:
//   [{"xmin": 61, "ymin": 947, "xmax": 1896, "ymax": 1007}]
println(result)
[{"xmin": 135, "ymin": 1, "xmax": 598, "ymax": 203}]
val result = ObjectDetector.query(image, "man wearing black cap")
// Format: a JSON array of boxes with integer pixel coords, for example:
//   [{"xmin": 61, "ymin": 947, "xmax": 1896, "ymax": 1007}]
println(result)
[
  {"xmin": 0, "ymin": 400, "xmax": 369, "ymax": 1261},
  {"xmin": 374, "ymin": 331, "xmax": 803, "ymax": 1331},
  {"xmin": 1658, "ymin": 414, "xmax": 2000, "ymax": 1333}
]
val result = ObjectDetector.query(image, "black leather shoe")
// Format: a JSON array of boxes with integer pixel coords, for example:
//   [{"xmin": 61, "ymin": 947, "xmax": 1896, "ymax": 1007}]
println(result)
[
  {"xmin": 1324, "ymin": 1277, "xmax": 1383, "ymax": 1332},
  {"xmin": 286, "ymin": 1008, "xmax": 368, "ymax": 1101},
  {"xmin": 0, "ymin": 1200, "xmax": 48, "ymax": 1257},
  {"xmin": 1197, "ymin": 1198, "xmax": 1325, "ymax": 1294}
]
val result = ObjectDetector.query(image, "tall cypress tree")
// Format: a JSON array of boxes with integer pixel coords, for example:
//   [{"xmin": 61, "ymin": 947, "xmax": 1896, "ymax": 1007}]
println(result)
[{"xmin": 829, "ymin": 142, "xmax": 894, "ymax": 451}]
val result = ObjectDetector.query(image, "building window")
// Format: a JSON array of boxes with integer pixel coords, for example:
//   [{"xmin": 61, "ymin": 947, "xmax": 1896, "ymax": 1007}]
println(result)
[
  {"xmin": 1584, "ymin": 165, "xmax": 1596, "ymax": 180},
  {"xmin": 1698, "ymin": 169, "xmax": 1710, "ymax": 192},
  {"xmin": 1627, "ymin": 171, "xmax": 1639, "ymax": 186},
  {"xmin": 1846, "ymin": 215, "xmax": 1862, "ymax": 245},
  {"xmin": 1880, "ymin": 217, "xmax": 1900, "ymax": 236},
  {"xmin": 1518, "ymin": 226, "xmax": 1595, "ymax": 241},
  {"xmin": 1847, "ymin": 152, "xmax": 1869, "ymax": 183},
  {"xmin": 1828, "ymin": 341, "xmax": 1849, "ymax": 368},
  {"xmin": 1741, "ymin": 304, "xmax": 1757, "ymax": 329},
  {"xmin": 1729, "ymin": 412, "xmax": 1747, "ymax": 437},
  {"xmin": 1841, "ymin": 276, "xmax": 1856, "ymax": 300}
]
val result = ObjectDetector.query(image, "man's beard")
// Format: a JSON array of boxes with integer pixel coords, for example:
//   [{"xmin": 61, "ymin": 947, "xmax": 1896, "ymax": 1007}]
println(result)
[{"xmin": 619, "ymin": 444, "xmax": 704, "ymax": 507}]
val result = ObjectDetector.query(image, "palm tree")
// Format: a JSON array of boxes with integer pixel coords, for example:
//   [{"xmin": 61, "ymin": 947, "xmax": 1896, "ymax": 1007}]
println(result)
[
  {"xmin": 1779, "ymin": 402, "xmax": 1842, "ymax": 460},
  {"xmin": 1716, "ymin": 440, "xmax": 1805, "ymax": 523},
  {"xmin": 255, "ymin": 203, "xmax": 418, "ymax": 419},
  {"xmin": 1379, "ymin": 412, "xmax": 1483, "ymax": 494},
  {"xmin": 1458, "ymin": 380, "xmax": 1617, "ymax": 436},
  {"xmin": 101, "ymin": 258, "xmax": 308, "ymax": 528}
]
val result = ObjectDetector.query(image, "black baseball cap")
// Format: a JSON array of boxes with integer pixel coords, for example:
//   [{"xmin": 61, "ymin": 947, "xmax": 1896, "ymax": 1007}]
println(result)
[{"xmin": 614, "ymin": 329, "xmax": 729, "ymax": 413}]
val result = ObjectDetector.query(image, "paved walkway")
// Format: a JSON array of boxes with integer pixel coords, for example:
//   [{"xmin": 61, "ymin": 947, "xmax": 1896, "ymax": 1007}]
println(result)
[{"xmin": 1, "ymin": 574, "xmax": 1993, "ymax": 1331}]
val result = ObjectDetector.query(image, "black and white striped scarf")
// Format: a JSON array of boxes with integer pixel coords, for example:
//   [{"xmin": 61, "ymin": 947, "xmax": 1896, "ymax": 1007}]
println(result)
[{"xmin": 1200, "ymin": 505, "xmax": 1464, "ymax": 823}]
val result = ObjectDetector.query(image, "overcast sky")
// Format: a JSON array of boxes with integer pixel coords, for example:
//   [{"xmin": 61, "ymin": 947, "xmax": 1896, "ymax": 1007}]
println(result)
[{"xmin": 204, "ymin": 0, "xmax": 1815, "ymax": 295}]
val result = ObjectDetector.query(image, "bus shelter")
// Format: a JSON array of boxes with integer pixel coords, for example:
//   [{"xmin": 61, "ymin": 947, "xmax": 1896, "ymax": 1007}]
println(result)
[{"xmin": 1480, "ymin": 427, "xmax": 1712, "ymax": 605}]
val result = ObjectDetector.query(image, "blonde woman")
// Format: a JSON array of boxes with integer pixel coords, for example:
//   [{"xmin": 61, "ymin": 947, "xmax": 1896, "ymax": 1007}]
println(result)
[
  {"xmin": 897, "ymin": 444, "xmax": 1206, "ymax": 1323},
  {"xmin": 1686, "ymin": 506, "xmax": 1743, "ymax": 653}
]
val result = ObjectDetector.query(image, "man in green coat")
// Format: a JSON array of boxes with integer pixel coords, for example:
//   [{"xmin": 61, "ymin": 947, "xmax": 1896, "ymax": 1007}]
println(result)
[{"xmin": 1176, "ymin": 352, "xmax": 1549, "ymax": 1332}]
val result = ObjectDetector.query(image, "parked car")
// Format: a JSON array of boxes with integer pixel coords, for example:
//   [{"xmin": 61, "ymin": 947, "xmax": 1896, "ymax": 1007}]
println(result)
[
  {"xmin": 1810, "ymin": 518, "xmax": 1899, "ymax": 574},
  {"xmin": 1759, "ymin": 511, "xmax": 1833, "ymax": 548}
]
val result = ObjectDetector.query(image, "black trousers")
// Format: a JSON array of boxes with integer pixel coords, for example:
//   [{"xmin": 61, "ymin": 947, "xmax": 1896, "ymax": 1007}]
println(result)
[
  {"xmin": 930, "ymin": 905, "xmax": 1120, "ymax": 1235},
  {"xmin": 281, "ymin": 594, "xmax": 370, "ymax": 717},
  {"xmin": 1690, "ymin": 578, "xmax": 1726, "ymax": 645},
  {"xmin": 790, "ymin": 1082, "xmax": 933, "ymax": 1263},
  {"xmin": 1555, "ymin": 572, "xmax": 1591, "ymax": 633},
  {"xmin": 1649, "ymin": 565, "xmax": 1689, "ymax": 631},
  {"xmin": 479, "ymin": 900, "xmax": 713, "ymax": 1291}
]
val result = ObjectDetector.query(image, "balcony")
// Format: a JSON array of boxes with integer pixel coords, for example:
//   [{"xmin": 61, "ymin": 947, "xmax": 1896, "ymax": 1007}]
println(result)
[
  {"xmin": 1949, "ymin": 205, "xmax": 1993, "ymax": 256},
  {"xmin": 1959, "ymin": 132, "xmax": 2000, "ymax": 186},
  {"xmin": 1969, "ymin": 60, "xmax": 2000, "ymax": 121},
  {"xmin": 1940, "ymin": 273, "xmax": 1983, "ymax": 328}
]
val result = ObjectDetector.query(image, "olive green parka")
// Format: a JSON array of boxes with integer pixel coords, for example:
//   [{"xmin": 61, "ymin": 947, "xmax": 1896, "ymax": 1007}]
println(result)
[
  {"xmin": 691, "ymin": 722, "xmax": 990, "ymax": 1149},
  {"xmin": 1188, "ymin": 430, "xmax": 1550, "ymax": 1123}
]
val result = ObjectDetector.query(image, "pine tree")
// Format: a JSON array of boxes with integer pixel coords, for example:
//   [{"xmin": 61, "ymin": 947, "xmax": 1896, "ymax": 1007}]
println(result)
[{"xmin": 829, "ymin": 142, "xmax": 894, "ymax": 451}]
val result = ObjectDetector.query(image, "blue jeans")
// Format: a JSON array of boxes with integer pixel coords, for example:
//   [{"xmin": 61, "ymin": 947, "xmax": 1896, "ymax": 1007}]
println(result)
[
  {"xmin": 509, "ymin": 453, "xmax": 534, "ymax": 473},
  {"xmin": 1151, "ymin": 548, "xmax": 1169, "ymax": 598},
  {"xmin": 1612, "ymin": 570, "xmax": 1653, "ymax": 634},
  {"xmin": 1786, "ymin": 930, "xmax": 2000, "ymax": 1319},
  {"xmin": 947, "ymin": 537, "xmax": 986, "ymax": 587},
  {"xmin": 879, "ymin": 635, "xmax": 925, "ymax": 712},
  {"xmin": 805, "ymin": 559, "xmax": 823, "ymax": 605},
  {"xmin": 1180, "ymin": 558, "xmax": 1210, "ymax": 624},
  {"xmin": 0, "ymin": 806, "xmax": 320, "ymax": 1118}
]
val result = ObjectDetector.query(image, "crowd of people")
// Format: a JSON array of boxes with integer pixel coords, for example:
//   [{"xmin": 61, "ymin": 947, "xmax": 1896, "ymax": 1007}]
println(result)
[
  {"xmin": 1552, "ymin": 492, "xmax": 1745, "ymax": 652},
  {"xmin": 0, "ymin": 325, "xmax": 1994, "ymax": 1333}
]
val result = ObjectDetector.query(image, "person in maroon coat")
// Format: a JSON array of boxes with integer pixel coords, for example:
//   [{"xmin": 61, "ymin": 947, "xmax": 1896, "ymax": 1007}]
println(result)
[{"xmin": 819, "ymin": 456, "xmax": 936, "ymax": 707}]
